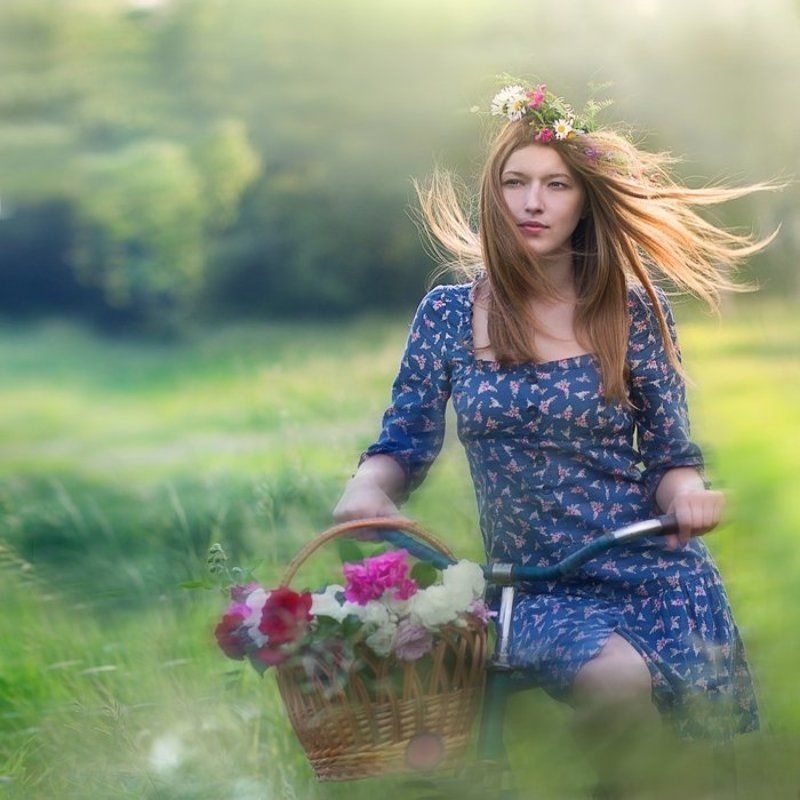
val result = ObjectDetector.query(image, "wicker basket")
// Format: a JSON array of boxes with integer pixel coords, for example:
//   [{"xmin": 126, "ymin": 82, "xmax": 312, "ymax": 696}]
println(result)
[{"xmin": 275, "ymin": 517, "xmax": 487, "ymax": 781}]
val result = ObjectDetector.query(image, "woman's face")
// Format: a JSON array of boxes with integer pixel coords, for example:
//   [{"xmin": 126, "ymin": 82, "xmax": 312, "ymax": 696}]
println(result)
[{"xmin": 500, "ymin": 143, "xmax": 586, "ymax": 259}]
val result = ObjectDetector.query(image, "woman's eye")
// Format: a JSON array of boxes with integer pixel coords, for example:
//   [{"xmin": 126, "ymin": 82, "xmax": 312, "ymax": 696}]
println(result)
[{"xmin": 502, "ymin": 179, "xmax": 569, "ymax": 188}]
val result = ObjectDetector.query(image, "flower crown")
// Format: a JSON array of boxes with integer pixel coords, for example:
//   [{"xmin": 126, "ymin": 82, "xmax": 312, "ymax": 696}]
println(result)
[{"xmin": 471, "ymin": 77, "xmax": 614, "ymax": 144}]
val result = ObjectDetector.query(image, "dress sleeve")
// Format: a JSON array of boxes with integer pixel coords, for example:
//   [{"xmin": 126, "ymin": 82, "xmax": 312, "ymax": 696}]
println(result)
[
  {"xmin": 627, "ymin": 285, "xmax": 709, "ymax": 510},
  {"xmin": 355, "ymin": 285, "xmax": 453, "ymax": 505}
]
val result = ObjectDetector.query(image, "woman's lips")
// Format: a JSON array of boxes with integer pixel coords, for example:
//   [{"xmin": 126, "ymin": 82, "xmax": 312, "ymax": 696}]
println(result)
[{"xmin": 519, "ymin": 223, "xmax": 549, "ymax": 234}]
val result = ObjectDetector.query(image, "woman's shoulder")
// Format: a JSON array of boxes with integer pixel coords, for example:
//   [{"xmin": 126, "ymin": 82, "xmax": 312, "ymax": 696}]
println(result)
[
  {"xmin": 415, "ymin": 278, "xmax": 474, "ymax": 322},
  {"xmin": 626, "ymin": 282, "xmax": 675, "ymax": 333},
  {"xmin": 626, "ymin": 281, "xmax": 671, "ymax": 311},
  {"xmin": 421, "ymin": 276, "xmax": 475, "ymax": 300},
  {"xmin": 626, "ymin": 282, "xmax": 681, "ymax": 359}
]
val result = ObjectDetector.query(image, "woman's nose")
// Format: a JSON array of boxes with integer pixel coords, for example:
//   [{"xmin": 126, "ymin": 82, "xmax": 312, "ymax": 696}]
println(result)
[{"xmin": 524, "ymin": 184, "xmax": 544, "ymax": 212}]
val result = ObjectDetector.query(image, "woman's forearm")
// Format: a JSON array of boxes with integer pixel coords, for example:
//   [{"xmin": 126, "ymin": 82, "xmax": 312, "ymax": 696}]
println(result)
[
  {"xmin": 654, "ymin": 466, "xmax": 706, "ymax": 513},
  {"xmin": 351, "ymin": 454, "xmax": 407, "ymax": 503}
]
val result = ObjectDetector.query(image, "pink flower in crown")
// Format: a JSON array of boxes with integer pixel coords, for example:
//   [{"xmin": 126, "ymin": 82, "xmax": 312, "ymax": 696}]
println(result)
[
  {"xmin": 534, "ymin": 128, "xmax": 554, "ymax": 143},
  {"xmin": 525, "ymin": 83, "xmax": 546, "ymax": 109},
  {"xmin": 343, "ymin": 549, "xmax": 418, "ymax": 606}
]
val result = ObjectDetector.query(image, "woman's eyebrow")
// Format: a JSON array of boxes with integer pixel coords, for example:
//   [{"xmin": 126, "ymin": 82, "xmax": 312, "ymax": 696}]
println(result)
[{"xmin": 502, "ymin": 170, "xmax": 572, "ymax": 180}]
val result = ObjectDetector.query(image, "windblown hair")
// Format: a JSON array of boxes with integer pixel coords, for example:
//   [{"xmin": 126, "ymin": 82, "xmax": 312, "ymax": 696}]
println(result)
[{"xmin": 411, "ymin": 120, "xmax": 786, "ymax": 407}]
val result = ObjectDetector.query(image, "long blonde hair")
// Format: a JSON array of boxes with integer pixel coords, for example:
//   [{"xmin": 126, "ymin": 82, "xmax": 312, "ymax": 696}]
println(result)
[{"xmin": 411, "ymin": 120, "xmax": 786, "ymax": 407}]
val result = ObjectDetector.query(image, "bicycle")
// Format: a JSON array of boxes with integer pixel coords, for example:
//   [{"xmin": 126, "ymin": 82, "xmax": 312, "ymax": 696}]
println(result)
[{"xmin": 343, "ymin": 512, "xmax": 735, "ymax": 799}]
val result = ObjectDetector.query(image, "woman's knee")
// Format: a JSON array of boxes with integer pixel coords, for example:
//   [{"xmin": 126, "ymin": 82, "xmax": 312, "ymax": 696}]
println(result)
[{"xmin": 571, "ymin": 632, "xmax": 653, "ymax": 706}]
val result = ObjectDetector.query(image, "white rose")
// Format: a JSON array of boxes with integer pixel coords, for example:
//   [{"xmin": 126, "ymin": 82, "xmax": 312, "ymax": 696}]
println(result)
[
  {"xmin": 382, "ymin": 593, "xmax": 411, "ymax": 619},
  {"xmin": 310, "ymin": 584, "xmax": 365, "ymax": 623},
  {"xmin": 408, "ymin": 585, "xmax": 460, "ymax": 631},
  {"xmin": 311, "ymin": 585, "xmax": 346, "ymax": 622},
  {"xmin": 245, "ymin": 588, "xmax": 268, "ymax": 622},
  {"xmin": 441, "ymin": 560, "xmax": 486, "ymax": 611},
  {"xmin": 362, "ymin": 600, "xmax": 391, "ymax": 627},
  {"xmin": 242, "ymin": 588, "xmax": 269, "ymax": 644},
  {"xmin": 364, "ymin": 621, "xmax": 398, "ymax": 658}
]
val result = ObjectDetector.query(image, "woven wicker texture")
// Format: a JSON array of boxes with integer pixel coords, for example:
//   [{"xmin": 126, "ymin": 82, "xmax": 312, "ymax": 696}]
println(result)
[{"xmin": 276, "ymin": 517, "xmax": 488, "ymax": 781}]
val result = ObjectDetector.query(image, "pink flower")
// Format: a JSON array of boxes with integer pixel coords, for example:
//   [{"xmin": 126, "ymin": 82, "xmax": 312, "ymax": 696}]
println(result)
[
  {"xmin": 230, "ymin": 582, "xmax": 260, "ymax": 603},
  {"xmin": 525, "ymin": 84, "xmax": 547, "ymax": 109},
  {"xmin": 534, "ymin": 128, "xmax": 554, "ymax": 143},
  {"xmin": 340, "ymin": 561, "xmax": 374, "ymax": 604},
  {"xmin": 393, "ymin": 619, "xmax": 434, "ymax": 661},
  {"xmin": 343, "ymin": 549, "xmax": 418, "ymax": 606},
  {"xmin": 467, "ymin": 599, "xmax": 497, "ymax": 624}
]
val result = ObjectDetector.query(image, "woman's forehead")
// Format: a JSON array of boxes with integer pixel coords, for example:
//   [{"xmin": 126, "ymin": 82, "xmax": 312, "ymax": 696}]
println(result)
[{"xmin": 503, "ymin": 144, "xmax": 572, "ymax": 176}]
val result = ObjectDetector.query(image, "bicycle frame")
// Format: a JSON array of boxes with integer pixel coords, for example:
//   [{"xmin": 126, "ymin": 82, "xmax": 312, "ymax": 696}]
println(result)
[{"xmin": 377, "ymin": 513, "xmax": 680, "ymax": 790}]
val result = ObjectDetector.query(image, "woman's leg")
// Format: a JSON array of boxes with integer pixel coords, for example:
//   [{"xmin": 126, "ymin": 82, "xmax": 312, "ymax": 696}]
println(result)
[{"xmin": 569, "ymin": 632, "xmax": 668, "ymax": 798}]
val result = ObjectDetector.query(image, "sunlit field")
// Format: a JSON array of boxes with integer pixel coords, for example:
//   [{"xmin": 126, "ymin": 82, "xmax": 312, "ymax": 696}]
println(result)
[{"xmin": 1, "ymin": 300, "xmax": 798, "ymax": 799}]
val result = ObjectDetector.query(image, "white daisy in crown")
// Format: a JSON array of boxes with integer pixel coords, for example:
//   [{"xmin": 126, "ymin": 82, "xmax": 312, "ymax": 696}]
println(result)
[
  {"xmin": 553, "ymin": 118, "xmax": 574, "ymax": 140},
  {"xmin": 490, "ymin": 85, "xmax": 530, "ymax": 122}
]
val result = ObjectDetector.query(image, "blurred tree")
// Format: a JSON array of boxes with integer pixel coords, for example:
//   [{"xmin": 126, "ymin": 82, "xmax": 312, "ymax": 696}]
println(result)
[
  {"xmin": 0, "ymin": 0, "xmax": 262, "ymax": 329},
  {"xmin": 71, "ymin": 140, "xmax": 206, "ymax": 315},
  {"xmin": 0, "ymin": 0, "xmax": 796, "ymax": 328},
  {"xmin": 192, "ymin": 120, "xmax": 262, "ymax": 231}
]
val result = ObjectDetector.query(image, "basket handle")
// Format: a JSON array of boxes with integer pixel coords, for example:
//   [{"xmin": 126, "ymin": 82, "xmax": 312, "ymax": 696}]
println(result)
[{"xmin": 279, "ymin": 516, "xmax": 457, "ymax": 588}]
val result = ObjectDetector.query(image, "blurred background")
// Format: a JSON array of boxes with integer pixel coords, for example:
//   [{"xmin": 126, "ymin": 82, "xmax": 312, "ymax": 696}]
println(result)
[{"xmin": 0, "ymin": 0, "xmax": 798, "ymax": 797}]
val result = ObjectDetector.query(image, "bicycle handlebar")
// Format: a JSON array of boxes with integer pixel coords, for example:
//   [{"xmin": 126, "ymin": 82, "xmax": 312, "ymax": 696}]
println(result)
[{"xmin": 379, "ymin": 513, "xmax": 679, "ymax": 584}]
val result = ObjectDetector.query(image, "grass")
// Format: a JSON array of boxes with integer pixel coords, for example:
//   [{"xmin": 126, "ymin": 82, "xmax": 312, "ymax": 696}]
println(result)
[{"xmin": 0, "ymin": 297, "xmax": 798, "ymax": 798}]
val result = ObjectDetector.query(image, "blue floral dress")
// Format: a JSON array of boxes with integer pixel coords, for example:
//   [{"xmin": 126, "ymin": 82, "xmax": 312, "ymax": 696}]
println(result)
[{"xmin": 356, "ymin": 273, "xmax": 758, "ymax": 740}]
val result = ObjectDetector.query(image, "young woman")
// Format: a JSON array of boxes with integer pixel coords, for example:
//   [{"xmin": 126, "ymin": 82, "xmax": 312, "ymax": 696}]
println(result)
[{"xmin": 332, "ymin": 82, "xmax": 783, "ymax": 796}]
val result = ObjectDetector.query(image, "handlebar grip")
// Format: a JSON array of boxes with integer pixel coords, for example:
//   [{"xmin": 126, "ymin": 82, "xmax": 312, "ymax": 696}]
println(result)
[{"xmin": 655, "ymin": 513, "xmax": 679, "ymax": 535}]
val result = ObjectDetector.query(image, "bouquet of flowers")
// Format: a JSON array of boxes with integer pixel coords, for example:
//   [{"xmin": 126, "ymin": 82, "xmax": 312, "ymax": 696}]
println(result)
[
  {"xmin": 211, "ymin": 543, "xmax": 494, "ymax": 695},
  {"xmin": 202, "ymin": 519, "xmax": 493, "ymax": 781}
]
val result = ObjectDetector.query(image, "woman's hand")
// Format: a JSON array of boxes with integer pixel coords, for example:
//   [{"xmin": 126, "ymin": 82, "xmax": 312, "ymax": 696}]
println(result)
[
  {"xmin": 664, "ymin": 488, "xmax": 726, "ymax": 550},
  {"xmin": 332, "ymin": 475, "xmax": 401, "ymax": 541}
]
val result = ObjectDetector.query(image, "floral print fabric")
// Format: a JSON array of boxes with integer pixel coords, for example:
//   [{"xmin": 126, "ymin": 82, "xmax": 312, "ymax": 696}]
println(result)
[{"xmin": 356, "ymin": 274, "xmax": 758, "ymax": 739}]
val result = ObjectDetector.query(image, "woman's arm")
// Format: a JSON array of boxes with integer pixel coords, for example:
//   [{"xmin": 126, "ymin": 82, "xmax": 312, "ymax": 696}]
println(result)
[
  {"xmin": 332, "ymin": 455, "xmax": 406, "ymax": 536},
  {"xmin": 654, "ymin": 465, "xmax": 705, "ymax": 509},
  {"xmin": 628, "ymin": 286, "xmax": 724, "ymax": 548},
  {"xmin": 333, "ymin": 285, "xmax": 453, "ymax": 528},
  {"xmin": 655, "ymin": 466, "xmax": 726, "ymax": 550}
]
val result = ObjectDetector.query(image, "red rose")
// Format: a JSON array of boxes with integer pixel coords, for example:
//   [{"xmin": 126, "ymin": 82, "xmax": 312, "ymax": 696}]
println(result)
[
  {"xmin": 214, "ymin": 611, "xmax": 247, "ymax": 660},
  {"xmin": 258, "ymin": 587, "xmax": 313, "ymax": 645},
  {"xmin": 252, "ymin": 644, "xmax": 291, "ymax": 667}
]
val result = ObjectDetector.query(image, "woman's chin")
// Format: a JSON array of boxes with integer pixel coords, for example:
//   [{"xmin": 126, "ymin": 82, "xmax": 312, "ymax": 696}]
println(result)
[{"xmin": 525, "ymin": 243, "xmax": 562, "ymax": 259}]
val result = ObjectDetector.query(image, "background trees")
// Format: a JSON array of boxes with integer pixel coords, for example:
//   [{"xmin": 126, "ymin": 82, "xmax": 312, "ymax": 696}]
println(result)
[{"xmin": 0, "ymin": 0, "xmax": 796, "ymax": 330}]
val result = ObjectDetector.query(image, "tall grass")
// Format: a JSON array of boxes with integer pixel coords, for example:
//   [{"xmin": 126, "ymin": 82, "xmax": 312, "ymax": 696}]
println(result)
[{"xmin": 0, "ymin": 300, "xmax": 798, "ymax": 798}]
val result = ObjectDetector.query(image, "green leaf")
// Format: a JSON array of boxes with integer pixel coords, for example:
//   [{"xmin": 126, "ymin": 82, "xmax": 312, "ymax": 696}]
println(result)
[
  {"xmin": 337, "ymin": 539, "xmax": 364, "ymax": 564},
  {"xmin": 313, "ymin": 616, "xmax": 342, "ymax": 637},
  {"xmin": 179, "ymin": 579, "xmax": 215, "ymax": 590},
  {"xmin": 341, "ymin": 614, "xmax": 364, "ymax": 637},
  {"xmin": 410, "ymin": 561, "xmax": 438, "ymax": 589}
]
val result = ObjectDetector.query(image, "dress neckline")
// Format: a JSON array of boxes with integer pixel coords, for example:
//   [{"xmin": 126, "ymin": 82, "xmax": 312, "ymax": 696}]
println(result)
[{"xmin": 463, "ymin": 275, "xmax": 597, "ymax": 372}]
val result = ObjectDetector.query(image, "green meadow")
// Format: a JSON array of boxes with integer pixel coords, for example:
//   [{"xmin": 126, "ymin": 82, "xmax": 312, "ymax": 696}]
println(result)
[{"xmin": 1, "ymin": 300, "xmax": 799, "ymax": 799}]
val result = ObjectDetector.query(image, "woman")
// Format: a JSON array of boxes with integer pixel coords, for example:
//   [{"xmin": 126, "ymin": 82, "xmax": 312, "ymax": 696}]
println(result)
[{"xmin": 333, "ymin": 81, "xmax": 783, "ymax": 796}]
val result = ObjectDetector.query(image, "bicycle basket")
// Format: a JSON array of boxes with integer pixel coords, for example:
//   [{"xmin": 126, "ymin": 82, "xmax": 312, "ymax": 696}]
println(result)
[{"xmin": 274, "ymin": 517, "xmax": 488, "ymax": 781}]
